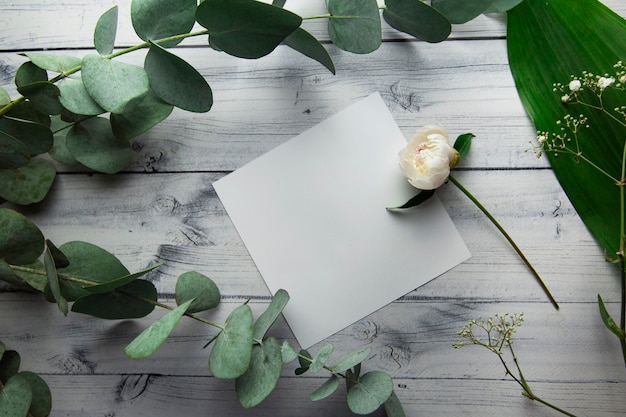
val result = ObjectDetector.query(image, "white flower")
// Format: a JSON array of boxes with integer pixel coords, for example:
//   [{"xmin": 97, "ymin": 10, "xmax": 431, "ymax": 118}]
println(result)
[
  {"xmin": 398, "ymin": 125, "xmax": 459, "ymax": 190},
  {"xmin": 568, "ymin": 79, "xmax": 581, "ymax": 91},
  {"xmin": 561, "ymin": 94, "xmax": 571, "ymax": 103},
  {"xmin": 597, "ymin": 76, "xmax": 615, "ymax": 89}
]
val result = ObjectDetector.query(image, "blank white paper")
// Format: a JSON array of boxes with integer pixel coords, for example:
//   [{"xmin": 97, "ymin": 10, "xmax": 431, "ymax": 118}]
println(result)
[{"xmin": 213, "ymin": 92, "xmax": 471, "ymax": 348}]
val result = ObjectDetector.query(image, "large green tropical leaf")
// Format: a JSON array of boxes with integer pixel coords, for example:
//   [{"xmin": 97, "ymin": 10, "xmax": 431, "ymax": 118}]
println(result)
[{"xmin": 508, "ymin": 0, "xmax": 626, "ymax": 255}]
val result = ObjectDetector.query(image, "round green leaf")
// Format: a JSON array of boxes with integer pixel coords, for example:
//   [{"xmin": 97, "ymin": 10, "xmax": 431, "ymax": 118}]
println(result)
[
  {"xmin": 81, "ymin": 54, "xmax": 149, "ymax": 114},
  {"xmin": 175, "ymin": 271, "xmax": 221, "ymax": 313},
  {"xmin": 57, "ymin": 77, "xmax": 105, "ymax": 116},
  {"xmin": 18, "ymin": 371, "xmax": 52, "ymax": 417},
  {"xmin": 12, "ymin": 260, "xmax": 47, "ymax": 292},
  {"xmin": 125, "ymin": 299, "xmax": 194, "ymax": 359},
  {"xmin": 48, "ymin": 116, "xmax": 81, "ymax": 166},
  {"xmin": 280, "ymin": 339, "xmax": 298, "ymax": 364},
  {"xmin": 283, "ymin": 27, "xmax": 335, "ymax": 74},
  {"xmin": 0, "ymin": 131, "xmax": 30, "ymax": 170},
  {"xmin": 383, "ymin": 0, "xmax": 451, "ymax": 43},
  {"xmin": 0, "ymin": 350, "xmax": 20, "ymax": 383},
  {"xmin": 0, "ymin": 208, "xmax": 44, "ymax": 265},
  {"xmin": 5, "ymin": 101, "xmax": 50, "ymax": 127},
  {"xmin": 485, "ymin": 0, "xmax": 524, "ymax": 13},
  {"xmin": 0, "ymin": 87, "xmax": 10, "ymax": 107},
  {"xmin": 347, "ymin": 371, "xmax": 394, "ymax": 415},
  {"xmin": 329, "ymin": 347, "xmax": 371, "ymax": 373},
  {"xmin": 144, "ymin": 44, "xmax": 212, "ymax": 112},
  {"xmin": 0, "ymin": 116, "xmax": 53, "ymax": 156},
  {"xmin": 432, "ymin": 0, "xmax": 492, "ymax": 24},
  {"xmin": 0, "ymin": 158, "xmax": 56, "ymax": 205},
  {"xmin": 235, "ymin": 337, "xmax": 283, "ymax": 408},
  {"xmin": 0, "ymin": 374, "xmax": 32, "ymax": 417},
  {"xmin": 57, "ymin": 241, "xmax": 130, "ymax": 301},
  {"xmin": 310, "ymin": 374, "xmax": 339, "ymax": 402},
  {"xmin": 110, "ymin": 88, "xmax": 173, "ymax": 140},
  {"xmin": 94, "ymin": 6, "xmax": 118, "ymax": 55},
  {"xmin": 71, "ymin": 279, "xmax": 157, "ymax": 319},
  {"xmin": 253, "ymin": 289, "xmax": 289, "ymax": 339},
  {"xmin": 131, "ymin": 0, "xmax": 197, "ymax": 48},
  {"xmin": 17, "ymin": 81, "xmax": 63, "ymax": 115},
  {"xmin": 209, "ymin": 304, "xmax": 254, "ymax": 379},
  {"xmin": 14, "ymin": 61, "xmax": 47, "ymax": 88},
  {"xmin": 196, "ymin": 0, "xmax": 302, "ymax": 59},
  {"xmin": 327, "ymin": 0, "xmax": 382, "ymax": 54},
  {"xmin": 0, "ymin": 259, "xmax": 35, "ymax": 290},
  {"xmin": 22, "ymin": 53, "xmax": 81, "ymax": 73},
  {"xmin": 383, "ymin": 390, "xmax": 406, "ymax": 417},
  {"xmin": 66, "ymin": 117, "xmax": 132, "ymax": 174},
  {"xmin": 309, "ymin": 343, "xmax": 333, "ymax": 373}
]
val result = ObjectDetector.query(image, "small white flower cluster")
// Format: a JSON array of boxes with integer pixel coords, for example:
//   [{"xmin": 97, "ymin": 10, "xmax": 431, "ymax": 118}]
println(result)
[
  {"xmin": 532, "ymin": 114, "xmax": 589, "ymax": 158},
  {"xmin": 453, "ymin": 312, "xmax": 524, "ymax": 354},
  {"xmin": 554, "ymin": 61, "xmax": 626, "ymax": 104}
]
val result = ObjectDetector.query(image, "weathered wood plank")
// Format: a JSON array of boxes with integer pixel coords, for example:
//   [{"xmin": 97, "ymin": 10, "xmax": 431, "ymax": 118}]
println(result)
[{"xmin": 24, "ymin": 374, "xmax": 626, "ymax": 417}]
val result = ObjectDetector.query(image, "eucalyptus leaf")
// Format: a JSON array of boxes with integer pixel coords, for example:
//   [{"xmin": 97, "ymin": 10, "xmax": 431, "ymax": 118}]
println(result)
[
  {"xmin": 45, "ymin": 239, "xmax": 69, "ymax": 268},
  {"xmin": 66, "ymin": 116, "xmax": 132, "ymax": 174},
  {"xmin": 0, "ymin": 131, "xmax": 30, "ymax": 170},
  {"xmin": 327, "ymin": 0, "xmax": 381, "ymax": 54},
  {"xmin": 208, "ymin": 304, "xmax": 254, "ymax": 379},
  {"xmin": 0, "ymin": 341, "xmax": 4, "ymax": 360},
  {"xmin": 175, "ymin": 271, "xmax": 220, "ymax": 313},
  {"xmin": 0, "ymin": 259, "xmax": 34, "ymax": 291},
  {"xmin": 21, "ymin": 53, "xmax": 81, "ymax": 73},
  {"xmin": 0, "ymin": 350, "xmax": 20, "ymax": 383},
  {"xmin": 295, "ymin": 349, "xmax": 311, "ymax": 375},
  {"xmin": 17, "ymin": 81, "xmax": 63, "ymax": 115},
  {"xmin": 507, "ymin": 0, "xmax": 626, "ymax": 255},
  {"xmin": 131, "ymin": 0, "xmax": 197, "ymax": 48},
  {"xmin": 383, "ymin": 0, "xmax": 451, "ymax": 43},
  {"xmin": 383, "ymin": 390, "xmax": 406, "ymax": 417},
  {"xmin": 14, "ymin": 61, "xmax": 47, "ymax": 88},
  {"xmin": 49, "ymin": 116, "xmax": 81, "ymax": 166},
  {"xmin": 346, "ymin": 371, "xmax": 394, "ymax": 415},
  {"xmin": 44, "ymin": 244, "xmax": 68, "ymax": 315},
  {"xmin": 280, "ymin": 339, "xmax": 298, "ymax": 364},
  {"xmin": 329, "ymin": 347, "xmax": 371, "ymax": 373},
  {"xmin": 235, "ymin": 337, "xmax": 283, "ymax": 408},
  {"xmin": 0, "ymin": 158, "xmax": 56, "ymax": 205},
  {"xmin": 57, "ymin": 241, "xmax": 130, "ymax": 301},
  {"xmin": 0, "ymin": 374, "xmax": 32, "ymax": 417},
  {"xmin": 386, "ymin": 189, "xmax": 435, "ymax": 210},
  {"xmin": 196, "ymin": 0, "xmax": 302, "ymax": 59},
  {"xmin": 432, "ymin": 0, "xmax": 492, "ymax": 24},
  {"xmin": 0, "ymin": 87, "xmax": 10, "ymax": 106},
  {"xmin": 5, "ymin": 101, "xmax": 50, "ymax": 127},
  {"xmin": 144, "ymin": 44, "xmax": 213, "ymax": 112},
  {"xmin": 57, "ymin": 77, "xmax": 105, "ymax": 116},
  {"xmin": 273, "ymin": 0, "xmax": 286, "ymax": 7},
  {"xmin": 83, "ymin": 262, "xmax": 162, "ymax": 294},
  {"xmin": 309, "ymin": 343, "xmax": 333, "ymax": 373},
  {"xmin": 94, "ymin": 6, "xmax": 118, "ymax": 55},
  {"xmin": 0, "ymin": 208, "xmax": 44, "ymax": 265},
  {"xmin": 253, "ymin": 289, "xmax": 289, "ymax": 339},
  {"xmin": 310, "ymin": 374, "xmax": 339, "ymax": 401},
  {"xmin": 125, "ymin": 299, "xmax": 194, "ymax": 359},
  {"xmin": 453, "ymin": 133, "xmax": 474, "ymax": 160},
  {"xmin": 81, "ymin": 54, "xmax": 149, "ymax": 114},
  {"xmin": 283, "ymin": 27, "xmax": 336, "ymax": 74},
  {"xmin": 485, "ymin": 0, "xmax": 524, "ymax": 13},
  {"xmin": 18, "ymin": 371, "xmax": 52, "ymax": 417},
  {"xmin": 110, "ymin": 88, "xmax": 173, "ymax": 140},
  {"xmin": 0, "ymin": 116, "xmax": 53, "ymax": 156},
  {"xmin": 12, "ymin": 260, "xmax": 47, "ymax": 292},
  {"xmin": 71, "ymin": 279, "xmax": 157, "ymax": 319}
]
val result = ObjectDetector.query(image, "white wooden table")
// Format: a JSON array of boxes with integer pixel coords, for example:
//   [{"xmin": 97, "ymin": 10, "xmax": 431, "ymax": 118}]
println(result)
[{"xmin": 2, "ymin": 1, "xmax": 625, "ymax": 416}]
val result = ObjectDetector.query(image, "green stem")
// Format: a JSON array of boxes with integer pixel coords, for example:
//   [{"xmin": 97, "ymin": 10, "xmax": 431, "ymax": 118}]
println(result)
[{"xmin": 448, "ymin": 174, "xmax": 559, "ymax": 310}]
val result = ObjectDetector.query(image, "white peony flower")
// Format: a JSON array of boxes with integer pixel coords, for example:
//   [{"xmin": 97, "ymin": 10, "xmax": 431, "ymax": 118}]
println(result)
[{"xmin": 398, "ymin": 125, "xmax": 459, "ymax": 190}]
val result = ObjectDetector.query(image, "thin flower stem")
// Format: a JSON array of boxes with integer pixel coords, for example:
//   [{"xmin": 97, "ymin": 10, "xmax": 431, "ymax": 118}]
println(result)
[{"xmin": 448, "ymin": 174, "xmax": 559, "ymax": 310}]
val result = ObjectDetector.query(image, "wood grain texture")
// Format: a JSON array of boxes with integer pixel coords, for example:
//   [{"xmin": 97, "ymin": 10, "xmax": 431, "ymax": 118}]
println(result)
[{"xmin": 1, "ymin": 1, "xmax": 626, "ymax": 416}]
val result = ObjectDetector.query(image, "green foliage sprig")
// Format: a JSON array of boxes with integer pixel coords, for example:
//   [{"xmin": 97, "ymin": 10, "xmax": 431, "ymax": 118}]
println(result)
[
  {"xmin": 0, "ymin": 207, "xmax": 402, "ymax": 416},
  {"xmin": 0, "ymin": 0, "xmax": 522, "ymax": 205}
]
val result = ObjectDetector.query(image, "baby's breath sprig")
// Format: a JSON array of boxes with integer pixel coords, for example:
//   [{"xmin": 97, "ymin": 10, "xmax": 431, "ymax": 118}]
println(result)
[{"xmin": 454, "ymin": 313, "xmax": 577, "ymax": 417}]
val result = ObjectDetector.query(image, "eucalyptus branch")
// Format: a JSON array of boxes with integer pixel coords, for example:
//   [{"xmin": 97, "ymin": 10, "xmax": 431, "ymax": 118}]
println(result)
[{"xmin": 448, "ymin": 174, "xmax": 559, "ymax": 310}]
